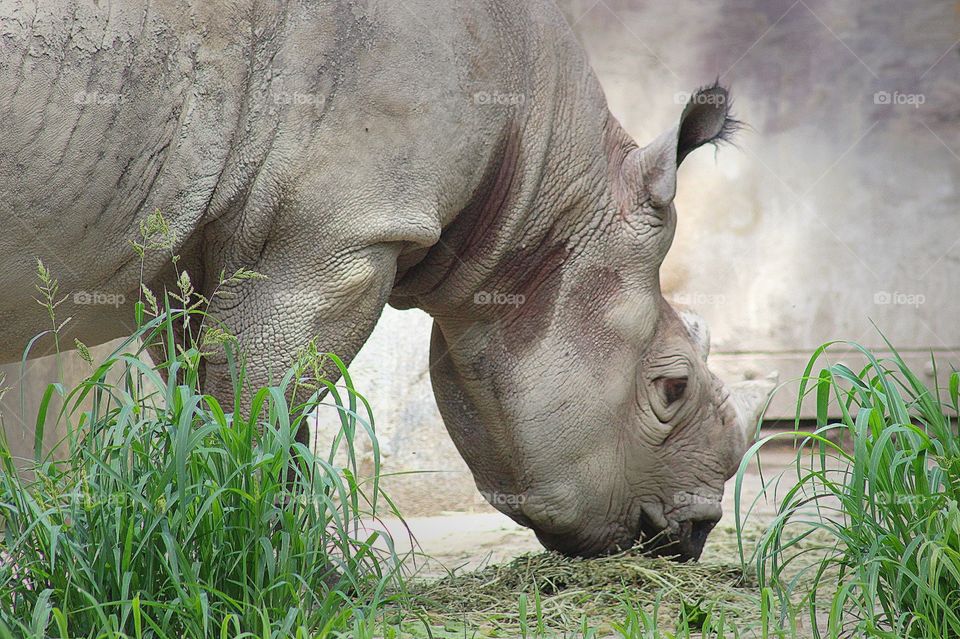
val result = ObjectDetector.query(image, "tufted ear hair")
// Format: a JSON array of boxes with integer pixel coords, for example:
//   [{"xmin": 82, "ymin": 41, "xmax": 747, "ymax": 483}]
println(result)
[{"xmin": 625, "ymin": 84, "xmax": 739, "ymax": 208}]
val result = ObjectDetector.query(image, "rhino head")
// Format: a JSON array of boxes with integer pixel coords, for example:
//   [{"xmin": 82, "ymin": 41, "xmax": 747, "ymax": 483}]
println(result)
[{"xmin": 425, "ymin": 85, "xmax": 777, "ymax": 560}]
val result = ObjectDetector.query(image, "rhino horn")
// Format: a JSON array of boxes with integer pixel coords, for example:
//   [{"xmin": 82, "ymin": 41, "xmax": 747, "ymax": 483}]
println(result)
[{"xmin": 678, "ymin": 309, "xmax": 711, "ymax": 362}]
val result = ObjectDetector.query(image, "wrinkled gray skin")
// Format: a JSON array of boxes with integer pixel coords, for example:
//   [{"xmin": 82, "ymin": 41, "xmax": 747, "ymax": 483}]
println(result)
[{"xmin": 0, "ymin": 0, "xmax": 776, "ymax": 559}]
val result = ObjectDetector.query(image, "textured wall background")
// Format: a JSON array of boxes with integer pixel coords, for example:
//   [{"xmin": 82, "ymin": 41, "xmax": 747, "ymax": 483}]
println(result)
[
  {"xmin": 3, "ymin": 0, "xmax": 958, "ymax": 515},
  {"xmin": 557, "ymin": 0, "xmax": 960, "ymax": 420}
]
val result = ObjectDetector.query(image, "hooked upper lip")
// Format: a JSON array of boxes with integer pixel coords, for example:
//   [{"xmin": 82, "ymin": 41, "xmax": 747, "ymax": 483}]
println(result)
[
  {"xmin": 635, "ymin": 507, "xmax": 715, "ymax": 562},
  {"xmin": 636, "ymin": 508, "xmax": 680, "ymax": 557}
]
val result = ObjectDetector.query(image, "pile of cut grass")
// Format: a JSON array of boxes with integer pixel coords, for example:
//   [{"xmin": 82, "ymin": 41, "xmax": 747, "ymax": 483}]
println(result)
[{"xmin": 386, "ymin": 519, "xmax": 812, "ymax": 638}]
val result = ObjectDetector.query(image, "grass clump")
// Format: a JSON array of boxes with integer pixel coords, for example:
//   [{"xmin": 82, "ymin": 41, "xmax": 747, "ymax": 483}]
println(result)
[
  {"xmin": 389, "ymin": 521, "xmax": 782, "ymax": 638},
  {"xmin": 0, "ymin": 263, "xmax": 405, "ymax": 638},
  {"xmin": 738, "ymin": 340, "xmax": 960, "ymax": 638}
]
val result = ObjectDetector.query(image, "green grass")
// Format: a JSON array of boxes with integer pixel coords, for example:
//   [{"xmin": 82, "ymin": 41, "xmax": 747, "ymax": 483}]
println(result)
[
  {"xmin": 0, "ymin": 262, "xmax": 406, "ymax": 637},
  {"xmin": 4, "ymin": 305, "xmax": 957, "ymax": 639},
  {"xmin": 737, "ymin": 340, "xmax": 960, "ymax": 639}
]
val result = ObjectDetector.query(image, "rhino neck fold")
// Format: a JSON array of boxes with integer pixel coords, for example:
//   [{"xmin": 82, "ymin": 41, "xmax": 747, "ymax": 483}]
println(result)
[{"xmin": 391, "ymin": 115, "xmax": 615, "ymax": 318}]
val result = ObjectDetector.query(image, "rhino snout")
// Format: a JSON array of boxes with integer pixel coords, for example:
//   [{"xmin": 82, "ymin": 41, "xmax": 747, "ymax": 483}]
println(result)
[{"xmin": 637, "ymin": 512, "xmax": 721, "ymax": 562}]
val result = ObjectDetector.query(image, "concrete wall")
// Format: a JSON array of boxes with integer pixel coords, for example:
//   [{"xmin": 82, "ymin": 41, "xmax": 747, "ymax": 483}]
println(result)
[
  {"xmin": 3, "ymin": 0, "xmax": 958, "ymax": 515},
  {"xmin": 0, "ymin": 350, "xmax": 91, "ymax": 467},
  {"xmin": 555, "ymin": 0, "xmax": 960, "ymax": 419}
]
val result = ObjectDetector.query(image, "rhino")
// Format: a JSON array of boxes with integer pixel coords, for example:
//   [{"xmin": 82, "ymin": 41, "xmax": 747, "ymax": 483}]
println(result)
[{"xmin": 0, "ymin": 0, "xmax": 776, "ymax": 560}]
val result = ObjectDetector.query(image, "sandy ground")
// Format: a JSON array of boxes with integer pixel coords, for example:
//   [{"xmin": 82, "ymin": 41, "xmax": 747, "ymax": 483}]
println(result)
[{"xmin": 366, "ymin": 446, "xmax": 803, "ymax": 578}]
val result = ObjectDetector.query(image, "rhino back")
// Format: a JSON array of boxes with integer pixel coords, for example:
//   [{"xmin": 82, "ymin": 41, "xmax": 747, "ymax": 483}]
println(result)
[
  {"xmin": 0, "ymin": 1, "xmax": 257, "ymax": 351},
  {"xmin": 0, "ymin": 0, "xmax": 599, "ymax": 358}
]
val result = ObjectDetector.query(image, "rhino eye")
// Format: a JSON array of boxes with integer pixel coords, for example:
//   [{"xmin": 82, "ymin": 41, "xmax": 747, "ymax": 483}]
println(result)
[{"xmin": 659, "ymin": 377, "xmax": 688, "ymax": 405}]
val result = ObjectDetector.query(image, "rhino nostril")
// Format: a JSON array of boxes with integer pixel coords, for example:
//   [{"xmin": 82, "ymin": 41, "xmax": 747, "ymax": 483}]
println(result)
[{"xmin": 687, "ymin": 518, "xmax": 718, "ymax": 552}]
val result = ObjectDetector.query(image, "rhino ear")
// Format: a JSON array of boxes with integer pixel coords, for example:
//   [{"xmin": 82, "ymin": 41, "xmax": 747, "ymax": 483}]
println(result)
[
  {"xmin": 676, "ymin": 84, "xmax": 735, "ymax": 164},
  {"xmin": 627, "ymin": 84, "xmax": 737, "ymax": 208}
]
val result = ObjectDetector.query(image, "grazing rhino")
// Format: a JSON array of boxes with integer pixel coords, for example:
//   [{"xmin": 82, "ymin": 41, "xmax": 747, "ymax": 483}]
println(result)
[{"xmin": 0, "ymin": 0, "xmax": 776, "ymax": 560}]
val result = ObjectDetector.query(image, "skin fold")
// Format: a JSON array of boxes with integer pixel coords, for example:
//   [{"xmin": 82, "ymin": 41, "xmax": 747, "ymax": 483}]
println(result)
[{"xmin": 0, "ymin": 0, "xmax": 776, "ymax": 559}]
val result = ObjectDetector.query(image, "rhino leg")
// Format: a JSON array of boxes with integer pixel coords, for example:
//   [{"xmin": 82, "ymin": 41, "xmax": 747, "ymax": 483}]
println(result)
[{"xmin": 195, "ymin": 238, "xmax": 402, "ymax": 444}]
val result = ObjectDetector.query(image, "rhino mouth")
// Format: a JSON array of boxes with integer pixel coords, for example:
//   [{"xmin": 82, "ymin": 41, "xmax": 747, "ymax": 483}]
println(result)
[
  {"xmin": 530, "ymin": 506, "xmax": 717, "ymax": 560},
  {"xmin": 636, "ymin": 509, "xmax": 715, "ymax": 562},
  {"xmin": 635, "ymin": 508, "xmax": 674, "ymax": 554}
]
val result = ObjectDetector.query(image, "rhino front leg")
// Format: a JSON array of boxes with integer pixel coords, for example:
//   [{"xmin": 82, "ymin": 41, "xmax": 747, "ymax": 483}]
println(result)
[{"xmin": 199, "ymin": 240, "xmax": 402, "ymax": 447}]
